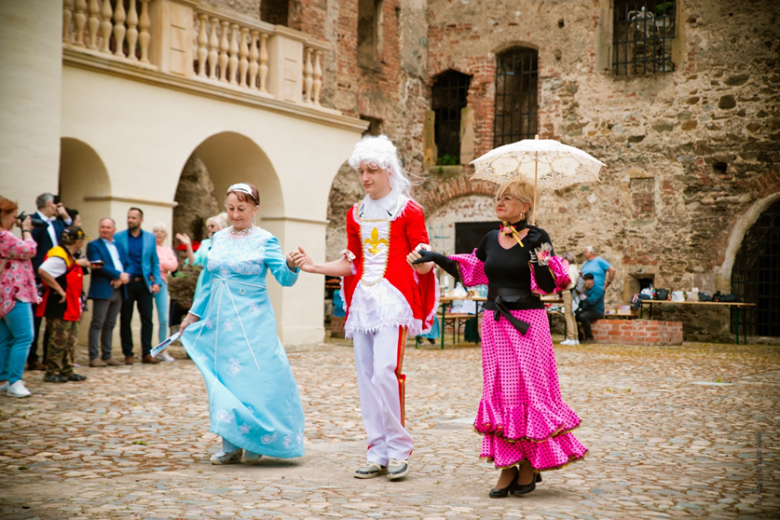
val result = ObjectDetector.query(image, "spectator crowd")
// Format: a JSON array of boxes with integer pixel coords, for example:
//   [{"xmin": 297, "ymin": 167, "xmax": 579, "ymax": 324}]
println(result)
[{"xmin": 0, "ymin": 193, "xmax": 223, "ymax": 398}]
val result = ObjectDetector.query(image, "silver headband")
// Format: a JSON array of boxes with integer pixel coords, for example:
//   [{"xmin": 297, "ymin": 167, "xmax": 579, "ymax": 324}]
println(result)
[{"xmin": 227, "ymin": 183, "xmax": 255, "ymax": 199}]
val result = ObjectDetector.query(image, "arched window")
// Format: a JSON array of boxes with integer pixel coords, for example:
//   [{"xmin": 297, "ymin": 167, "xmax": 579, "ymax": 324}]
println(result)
[
  {"xmin": 494, "ymin": 47, "xmax": 538, "ymax": 147},
  {"xmin": 260, "ymin": 0, "xmax": 290, "ymax": 27},
  {"xmin": 431, "ymin": 70, "xmax": 471, "ymax": 164},
  {"xmin": 731, "ymin": 198, "xmax": 780, "ymax": 337}
]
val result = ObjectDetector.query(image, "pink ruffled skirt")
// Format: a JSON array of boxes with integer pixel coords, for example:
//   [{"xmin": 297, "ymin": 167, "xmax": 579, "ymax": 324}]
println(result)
[{"xmin": 476, "ymin": 308, "xmax": 587, "ymax": 470}]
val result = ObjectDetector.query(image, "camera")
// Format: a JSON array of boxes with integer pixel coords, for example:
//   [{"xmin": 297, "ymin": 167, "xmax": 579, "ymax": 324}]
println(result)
[
  {"xmin": 17, "ymin": 212, "xmax": 47, "ymax": 228},
  {"xmin": 53, "ymin": 195, "xmax": 61, "ymax": 205}
]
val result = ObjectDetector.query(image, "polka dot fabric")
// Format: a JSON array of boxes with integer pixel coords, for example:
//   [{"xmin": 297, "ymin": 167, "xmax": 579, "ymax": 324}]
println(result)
[{"xmin": 477, "ymin": 308, "xmax": 587, "ymax": 470}]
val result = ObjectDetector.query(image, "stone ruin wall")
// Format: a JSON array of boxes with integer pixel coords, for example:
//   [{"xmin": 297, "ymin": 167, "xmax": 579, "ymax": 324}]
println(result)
[{"xmin": 414, "ymin": 0, "xmax": 780, "ymax": 339}]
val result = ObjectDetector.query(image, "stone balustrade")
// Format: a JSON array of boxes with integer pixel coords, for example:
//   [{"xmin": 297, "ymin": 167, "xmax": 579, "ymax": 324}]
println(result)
[{"xmin": 61, "ymin": 0, "xmax": 333, "ymax": 110}]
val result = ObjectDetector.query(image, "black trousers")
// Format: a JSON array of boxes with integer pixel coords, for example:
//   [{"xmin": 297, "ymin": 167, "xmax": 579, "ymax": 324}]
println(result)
[
  {"xmin": 576, "ymin": 310, "xmax": 603, "ymax": 340},
  {"xmin": 27, "ymin": 313, "xmax": 51, "ymax": 364},
  {"xmin": 120, "ymin": 280, "xmax": 154, "ymax": 358}
]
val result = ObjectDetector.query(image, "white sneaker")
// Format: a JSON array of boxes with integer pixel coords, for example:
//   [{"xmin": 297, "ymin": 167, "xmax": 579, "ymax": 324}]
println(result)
[
  {"xmin": 159, "ymin": 350, "xmax": 175, "ymax": 362},
  {"xmin": 210, "ymin": 447, "xmax": 243, "ymax": 465},
  {"xmin": 560, "ymin": 339, "xmax": 575, "ymax": 345},
  {"xmin": 387, "ymin": 458, "xmax": 410, "ymax": 480},
  {"xmin": 0, "ymin": 381, "xmax": 8, "ymax": 395},
  {"xmin": 7, "ymin": 380, "xmax": 31, "ymax": 398},
  {"xmin": 354, "ymin": 461, "xmax": 386, "ymax": 479},
  {"xmin": 574, "ymin": 339, "xmax": 580, "ymax": 345}
]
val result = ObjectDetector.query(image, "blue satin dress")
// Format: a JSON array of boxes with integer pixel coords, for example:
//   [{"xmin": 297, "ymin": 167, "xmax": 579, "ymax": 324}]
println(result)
[{"xmin": 181, "ymin": 227, "xmax": 305, "ymax": 458}]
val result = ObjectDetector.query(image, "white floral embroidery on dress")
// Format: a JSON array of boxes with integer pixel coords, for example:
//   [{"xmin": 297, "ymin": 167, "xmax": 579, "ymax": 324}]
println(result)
[
  {"xmin": 239, "ymin": 423, "xmax": 251, "ymax": 434},
  {"xmin": 216, "ymin": 410, "xmax": 233, "ymax": 424},
  {"xmin": 197, "ymin": 353, "xmax": 208, "ymax": 364},
  {"xmin": 296, "ymin": 429, "xmax": 303, "ymax": 445},
  {"xmin": 228, "ymin": 358, "xmax": 241, "ymax": 375},
  {"xmin": 249, "ymin": 301, "xmax": 261, "ymax": 314},
  {"xmin": 207, "ymin": 227, "xmax": 270, "ymax": 277},
  {"xmin": 205, "ymin": 319, "xmax": 214, "ymax": 330},
  {"xmin": 224, "ymin": 318, "xmax": 234, "ymax": 332},
  {"xmin": 260, "ymin": 431, "xmax": 277, "ymax": 445},
  {"xmin": 283, "ymin": 435, "xmax": 292, "ymax": 448}
]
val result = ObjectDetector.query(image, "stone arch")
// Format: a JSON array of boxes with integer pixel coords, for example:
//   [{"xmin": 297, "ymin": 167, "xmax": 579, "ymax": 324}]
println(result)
[
  {"xmin": 416, "ymin": 176, "xmax": 498, "ymax": 216},
  {"xmin": 325, "ymin": 160, "xmax": 362, "ymax": 261},
  {"xmin": 721, "ymin": 190, "xmax": 780, "ymax": 284},
  {"xmin": 59, "ymin": 137, "xmax": 111, "ymax": 237},
  {"xmin": 173, "ymin": 132, "xmax": 284, "ymax": 240},
  {"xmin": 491, "ymin": 40, "xmax": 541, "ymax": 56}
]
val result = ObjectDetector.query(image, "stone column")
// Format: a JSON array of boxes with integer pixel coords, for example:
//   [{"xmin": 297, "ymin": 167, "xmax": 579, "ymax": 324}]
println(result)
[{"xmin": 0, "ymin": 0, "xmax": 63, "ymax": 205}]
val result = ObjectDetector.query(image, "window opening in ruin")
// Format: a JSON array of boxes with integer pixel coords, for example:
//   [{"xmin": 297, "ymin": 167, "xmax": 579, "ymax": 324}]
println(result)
[
  {"xmin": 455, "ymin": 222, "xmax": 500, "ymax": 254},
  {"xmin": 432, "ymin": 70, "xmax": 471, "ymax": 165},
  {"xmin": 731, "ymin": 199, "xmax": 780, "ymax": 337},
  {"xmin": 613, "ymin": 0, "xmax": 676, "ymax": 76},
  {"xmin": 494, "ymin": 47, "xmax": 538, "ymax": 147},
  {"xmin": 358, "ymin": 0, "xmax": 384, "ymax": 69},
  {"xmin": 360, "ymin": 116, "xmax": 383, "ymax": 137},
  {"xmin": 260, "ymin": 0, "xmax": 290, "ymax": 27}
]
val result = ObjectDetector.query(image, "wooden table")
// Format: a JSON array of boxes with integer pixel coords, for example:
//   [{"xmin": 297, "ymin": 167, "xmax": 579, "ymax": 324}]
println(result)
[
  {"xmin": 639, "ymin": 300, "xmax": 757, "ymax": 344},
  {"xmin": 435, "ymin": 296, "xmax": 487, "ymax": 350}
]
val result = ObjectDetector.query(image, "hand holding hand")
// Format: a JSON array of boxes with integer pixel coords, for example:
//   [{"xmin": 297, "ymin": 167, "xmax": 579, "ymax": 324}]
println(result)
[
  {"xmin": 110, "ymin": 279, "xmax": 122, "ymax": 289},
  {"xmin": 411, "ymin": 249, "xmax": 437, "ymax": 265},
  {"xmin": 290, "ymin": 247, "xmax": 315, "ymax": 273},
  {"xmin": 119, "ymin": 272, "xmax": 130, "ymax": 284}
]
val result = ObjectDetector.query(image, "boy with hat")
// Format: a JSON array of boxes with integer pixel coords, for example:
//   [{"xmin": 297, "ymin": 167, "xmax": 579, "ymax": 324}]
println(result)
[{"xmin": 37, "ymin": 226, "xmax": 92, "ymax": 382}]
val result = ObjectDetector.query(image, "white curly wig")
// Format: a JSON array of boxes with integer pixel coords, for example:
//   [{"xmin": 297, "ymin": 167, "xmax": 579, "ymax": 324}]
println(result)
[{"xmin": 348, "ymin": 135, "xmax": 412, "ymax": 197}]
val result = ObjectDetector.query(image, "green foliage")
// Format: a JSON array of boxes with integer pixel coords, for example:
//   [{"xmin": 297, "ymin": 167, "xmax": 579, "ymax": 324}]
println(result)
[
  {"xmin": 655, "ymin": 1, "xmax": 674, "ymax": 15},
  {"xmin": 436, "ymin": 154, "xmax": 459, "ymax": 166}
]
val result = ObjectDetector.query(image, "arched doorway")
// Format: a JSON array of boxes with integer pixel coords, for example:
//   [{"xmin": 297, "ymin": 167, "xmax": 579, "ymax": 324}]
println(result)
[
  {"xmin": 731, "ymin": 198, "xmax": 780, "ymax": 337},
  {"xmin": 59, "ymin": 137, "xmax": 111, "ymax": 237}
]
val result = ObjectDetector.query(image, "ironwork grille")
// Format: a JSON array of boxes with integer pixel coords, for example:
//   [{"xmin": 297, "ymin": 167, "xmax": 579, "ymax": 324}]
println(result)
[
  {"xmin": 494, "ymin": 48, "xmax": 538, "ymax": 147},
  {"xmin": 731, "ymin": 199, "xmax": 780, "ymax": 337},
  {"xmin": 613, "ymin": 0, "xmax": 676, "ymax": 76},
  {"xmin": 432, "ymin": 70, "xmax": 471, "ymax": 163}
]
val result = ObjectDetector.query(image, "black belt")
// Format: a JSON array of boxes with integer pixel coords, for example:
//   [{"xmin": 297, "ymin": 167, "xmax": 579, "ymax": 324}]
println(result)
[{"xmin": 485, "ymin": 288, "xmax": 542, "ymax": 336}]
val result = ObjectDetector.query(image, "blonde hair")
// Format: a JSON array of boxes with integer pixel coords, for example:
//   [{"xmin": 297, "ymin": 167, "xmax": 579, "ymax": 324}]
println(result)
[
  {"xmin": 152, "ymin": 222, "xmax": 168, "ymax": 234},
  {"xmin": 496, "ymin": 177, "xmax": 535, "ymax": 214},
  {"xmin": 206, "ymin": 214, "xmax": 228, "ymax": 230}
]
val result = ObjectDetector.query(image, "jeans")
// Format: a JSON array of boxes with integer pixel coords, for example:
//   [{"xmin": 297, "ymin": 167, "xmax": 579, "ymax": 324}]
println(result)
[
  {"xmin": 88, "ymin": 288, "xmax": 123, "ymax": 360},
  {"xmin": 576, "ymin": 310, "xmax": 603, "ymax": 340},
  {"xmin": 153, "ymin": 281, "xmax": 170, "ymax": 344},
  {"xmin": 120, "ymin": 280, "xmax": 154, "ymax": 358},
  {"xmin": 0, "ymin": 302, "xmax": 34, "ymax": 384}
]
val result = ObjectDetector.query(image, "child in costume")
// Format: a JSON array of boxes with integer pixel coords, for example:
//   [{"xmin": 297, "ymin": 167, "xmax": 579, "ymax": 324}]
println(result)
[{"xmin": 291, "ymin": 135, "xmax": 438, "ymax": 480}]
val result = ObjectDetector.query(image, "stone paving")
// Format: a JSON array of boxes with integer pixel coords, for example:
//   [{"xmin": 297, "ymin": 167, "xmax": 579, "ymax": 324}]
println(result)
[{"xmin": 0, "ymin": 338, "xmax": 778, "ymax": 520}]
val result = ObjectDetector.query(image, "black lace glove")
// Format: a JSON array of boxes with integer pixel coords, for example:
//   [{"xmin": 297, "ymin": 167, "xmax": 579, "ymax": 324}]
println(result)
[
  {"xmin": 525, "ymin": 226, "xmax": 544, "ymax": 248},
  {"xmin": 412, "ymin": 250, "xmax": 461, "ymax": 282}
]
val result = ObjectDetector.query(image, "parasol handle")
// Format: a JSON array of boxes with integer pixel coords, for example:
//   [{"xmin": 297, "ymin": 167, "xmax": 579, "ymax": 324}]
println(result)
[{"xmin": 532, "ymin": 135, "xmax": 539, "ymax": 225}]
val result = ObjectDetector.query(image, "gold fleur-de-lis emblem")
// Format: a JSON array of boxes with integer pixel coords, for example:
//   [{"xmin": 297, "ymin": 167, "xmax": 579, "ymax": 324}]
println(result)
[{"xmin": 364, "ymin": 227, "xmax": 388, "ymax": 255}]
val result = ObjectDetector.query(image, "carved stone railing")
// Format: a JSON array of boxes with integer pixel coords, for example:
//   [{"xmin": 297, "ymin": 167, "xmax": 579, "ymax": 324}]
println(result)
[{"xmin": 62, "ymin": 0, "xmax": 334, "ymax": 110}]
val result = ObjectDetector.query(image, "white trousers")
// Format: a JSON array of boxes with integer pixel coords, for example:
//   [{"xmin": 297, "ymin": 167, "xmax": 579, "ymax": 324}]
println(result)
[{"xmin": 352, "ymin": 326, "xmax": 413, "ymax": 465}]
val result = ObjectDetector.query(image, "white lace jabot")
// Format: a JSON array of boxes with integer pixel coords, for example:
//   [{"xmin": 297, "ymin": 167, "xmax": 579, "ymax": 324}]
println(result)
[{"xmin": 358, "ymin": 190, "xmax": 405, "ymax": 220}]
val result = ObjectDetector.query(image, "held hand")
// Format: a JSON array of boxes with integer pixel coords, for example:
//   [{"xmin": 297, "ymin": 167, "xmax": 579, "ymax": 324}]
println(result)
[
  {"xmin": 151, "ymin": 284, "xmax": 160, "ymax": 294},
  {"xmin": 110, "ymin": 280, "xmax": 121, "ymax": 289},
  {"xmin": 411, "ymin": 249, "xmax": 437, "ymax": 265},
  {"xmin": 525, "ymin": 227, "xmax": 543, "ymax": 248},
  {"xmin": 290, "ymin": 247, "xmax": 316, "ymax": 273},
  {"xmin": 76, "ymin": 258, "xmax": 91, "ymax": 267},
  {"xmin": 175, "ymin": 233, "xmax": 191, "ymax": 247},
  {"xmin": 119, "ymin": 272, "xmax": 130, "ymax": 284},
  {"xmin": 285, "ymin": 250, "xmax": 298, "ymax": 270}
]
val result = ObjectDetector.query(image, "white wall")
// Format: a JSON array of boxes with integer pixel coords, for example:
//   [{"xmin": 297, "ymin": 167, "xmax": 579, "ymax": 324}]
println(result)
[{"xmin": 0, "ymin": 0, "xmax": 62, "ymax": 208}]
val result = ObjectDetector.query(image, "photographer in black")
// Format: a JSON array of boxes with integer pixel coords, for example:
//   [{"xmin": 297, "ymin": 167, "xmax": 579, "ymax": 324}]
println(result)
[{"xmin": 27, "ymin": 193, "xmax": 73, "ymax": 371}]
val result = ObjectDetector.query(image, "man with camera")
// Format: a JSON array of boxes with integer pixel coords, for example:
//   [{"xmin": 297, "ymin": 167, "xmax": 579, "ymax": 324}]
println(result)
[
  {"xmin": 26, "ymin": 193, "xmax": 73, "ymax": 371},
  {"xmin": 36, "ymin": 226, "xmax": 91, "ymax": 383}
]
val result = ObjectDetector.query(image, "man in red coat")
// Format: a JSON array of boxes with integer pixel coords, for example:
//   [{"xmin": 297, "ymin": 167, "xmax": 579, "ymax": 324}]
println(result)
[{"xmin": 292, "ymin": 135, "xmax": 438, "ymax": 480}]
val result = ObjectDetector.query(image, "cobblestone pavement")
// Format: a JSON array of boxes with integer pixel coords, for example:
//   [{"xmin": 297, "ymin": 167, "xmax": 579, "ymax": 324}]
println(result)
[{"xmin": 0, "ymin": 339, "xmax": 778, "ymax": 520}]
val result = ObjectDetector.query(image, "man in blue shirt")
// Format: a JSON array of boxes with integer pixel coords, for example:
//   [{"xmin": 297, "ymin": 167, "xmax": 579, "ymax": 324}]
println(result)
[
  {"xmin": 576, "ymin": 273, "xmax": 604, "ymax": 343},
  {"xmin": 86, "ymin": 218, "xmax": 130, "ymax": 367},
  {"xmin": 581, "ymin": 246, "xmax": 616, "ymax": 291},
  {"xmin": 114, "ymin": 208, "xmax": 161, "ymax": 364}
]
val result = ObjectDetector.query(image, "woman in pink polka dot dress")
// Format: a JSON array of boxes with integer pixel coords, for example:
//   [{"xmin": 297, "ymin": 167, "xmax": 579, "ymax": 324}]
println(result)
[{"xmin": 412, "ymin": 178, "xmax": 587, "ymax": 498}]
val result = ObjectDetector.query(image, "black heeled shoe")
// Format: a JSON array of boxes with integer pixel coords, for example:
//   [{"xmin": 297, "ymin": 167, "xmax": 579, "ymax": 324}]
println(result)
[
  {"xmin": 510, "ymin": 469, "xmax": 540, "ymax": 496},
  {"xmin": 489, "ymin": 467, "xmax": 519, "ymax": 498}
]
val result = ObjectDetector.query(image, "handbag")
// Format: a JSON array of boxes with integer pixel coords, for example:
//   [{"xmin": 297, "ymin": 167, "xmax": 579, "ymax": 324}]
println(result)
[
  {"xmin": 655, "ymin": 288, "xmax": 670, "ymax": 301},
  {"xmin": 698, "ymin": 291, "xmax": 712, "ymax": 302}
]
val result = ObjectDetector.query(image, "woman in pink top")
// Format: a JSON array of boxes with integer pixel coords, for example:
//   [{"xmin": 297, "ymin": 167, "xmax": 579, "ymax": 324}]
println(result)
[
  {"xmin": 153, "ymin": 223, "xmax": 179, "ymax": 361},
  {"xmin": 0, "ymin": 197, "xmax": 39, "ymax": 397}
]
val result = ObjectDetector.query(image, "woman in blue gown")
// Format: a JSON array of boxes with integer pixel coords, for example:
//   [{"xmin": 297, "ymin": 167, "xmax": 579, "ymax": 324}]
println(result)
[{"xmin": 179, "ymin": 183, "xmax": 305, "ymax": 464}]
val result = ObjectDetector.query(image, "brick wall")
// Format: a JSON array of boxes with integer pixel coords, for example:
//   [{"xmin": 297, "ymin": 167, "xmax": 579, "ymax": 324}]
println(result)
[{"xmin": 592, "ymin": 319, "xmax": 684, "ymax": 346}]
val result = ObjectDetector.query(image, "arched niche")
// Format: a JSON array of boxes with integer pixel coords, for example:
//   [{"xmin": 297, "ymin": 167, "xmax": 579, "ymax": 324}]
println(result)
[{"xmin": 59, "ymin": 137, "xmax": 111, "ymax": 237}]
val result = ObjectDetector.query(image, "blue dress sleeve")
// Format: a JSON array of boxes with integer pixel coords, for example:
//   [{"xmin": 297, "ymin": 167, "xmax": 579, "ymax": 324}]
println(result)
[
  {"xmin": 189, "ymin": 264, "xmax": 214, "ymax": 318},
  {"xmin": 265, "ymin": 235, "xmax": 298, "ymax": 288}
]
